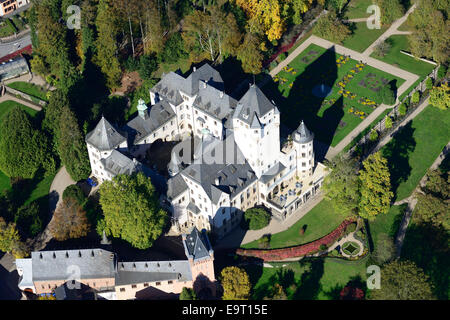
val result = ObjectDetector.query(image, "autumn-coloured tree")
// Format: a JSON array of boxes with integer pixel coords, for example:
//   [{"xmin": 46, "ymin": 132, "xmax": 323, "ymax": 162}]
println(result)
[
  {"xmin": 358, "ymin": 152, "xmax": 393, "ymax": 220},
  {"xmin": 237, "ymin": 33, "xmax": 263, "ymax": 74},
  {"xmin": 313, "ymin": 10, "xmax": 350, "ymax": 44},
  {"xmin": 50, "ymin": 198, "xmax": 90, "ymax": 241},
  {"xmin": 0, "ymin": 217, "xmax": 28, "ymax": 258},
  {"xmin": 220, "ymin": 266, "xmax": 251, "ymax": 300}
]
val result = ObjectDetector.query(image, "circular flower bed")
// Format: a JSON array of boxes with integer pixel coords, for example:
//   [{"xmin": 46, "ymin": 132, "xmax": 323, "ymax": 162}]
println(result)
[{"xmin": 342, "ymin": 241, "xmax": 361, "ymax": 256}]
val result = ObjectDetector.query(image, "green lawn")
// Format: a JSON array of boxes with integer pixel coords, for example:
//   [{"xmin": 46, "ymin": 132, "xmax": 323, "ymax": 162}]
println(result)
[
  {"xmin": 244, "ymin": 256, "xmax": 368, "ymax": 300},
  {"xmin": 344, "ymin": 0, "xmax": 375, "ymax": 19},
  {"xmin": 264, "ymin": 43, "xmax": 405, "ymax": 147},
  {"xmin": 242, "ymin": 199, "xmax": 345, "ymax": 249},
  {"xmin": 368, "ymin": 204, "xmax": 406, "ymax": 245},
  {"xmin": 7, "ymin": 82, "xmax": 49, "ymax": 102},
  {"xmin": 343, "ymin": 22, "xmax": 389, "ymax": 53},
  {"xmin": 381, "ymin": 105, "xmax": 450, "ymax": 201},
  {"xmin": 370, "ymin": 35, "xmax": 435, "ymax": 78}
]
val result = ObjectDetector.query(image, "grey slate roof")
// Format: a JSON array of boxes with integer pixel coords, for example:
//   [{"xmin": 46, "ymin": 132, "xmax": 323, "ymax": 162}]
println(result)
[
  {"xmin": 184, "ymin": 63, "xmax": 225, "ymax": 96},
  {"xmin": 183, "ymin": 228, "xmax": 212, "ymax": 262},
  {"xmin": 186, "ymin": 202, "xmax": 201, "ymax": 215},
  {"xmin": 181, "ymin": 134, "xmax": 257, "ymax": 204},
  {"xmin": 150, "ymin": 72, "xmax": 185, "ymax": 105},
  {"xmin": 115, "ymin": 260, "xmax": 192, "ymax": 286},
  {"xmin": 125, "ymin": 100, "xmax": 176, "ymax": 145},
  {"xmin": 85, "ymin": 117, "xmax": 127, "ymax": 151},
  {"xmin": 235, "ymin": 84, "xmax": 277, "ymax": 125},
  {"xmin": 16, "ymin": 258, "xmax": 33, "ymax": 289},
  {"xmin": 294, "ymin": 120, "xmax": 314, "ymax": 144},
  {"xmin": 193, "ymin": 83, "xmax": 237, "ymax": 121},
  {"xmin": 31, "ymin": 249, "xmax": 116, "ymax": 282},
  {"xmin": 260, "ymin": 162, "xmax": 287, "ymax": 184},
  {"xmin": 100, "ymin": 150, "xmax": 141, "ymax": 176},
  {"xmin": 167, "ymin": 173, "xmax": 188, "ymax": 200}
]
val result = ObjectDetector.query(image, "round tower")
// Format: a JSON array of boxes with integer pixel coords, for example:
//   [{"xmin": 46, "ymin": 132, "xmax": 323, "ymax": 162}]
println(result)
[{"xmin": 293, "ymin": 120, "xmax": 315, "ymax": 177}]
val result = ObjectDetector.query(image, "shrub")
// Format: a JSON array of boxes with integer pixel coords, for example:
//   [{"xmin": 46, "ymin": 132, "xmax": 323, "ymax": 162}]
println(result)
[
  {"xmin": 369, "ymin": 129, "xmax": 378, "ymax": 141},
  {"xmin": 437, "ymin": 65, "xmax": 447, "ymax": 80},
  {"xmin": 384, "ymin": 116, "xmax": 393, "ymax": 129},
  {"xmin": 398, "ymin": 103, "xmax": 407, "ymax": 116},
  {"xmin": 258, "ymin": 235, "xmax": 271, "ymax": 249},
  {"xmin": 346, "ymin": 222, "xmax": 357, "ymax": 234},
  {"xmin": 320, "ymin": 244, "xmax": 327, "ymax": 251},
  {"xmin": 63, "ymin": 184, "xmax": 86, "ymax": 205},
  {"xmin": 411, "ymin": 91, "xmax": 420, "ymax": 104},
  {"xmin": 378, "ymin": 85, "xmax": 396, "ymax": 105},
  {"xmin": 244, "ymin": 208, "xmax": 271, "ymax": 230},
  {"xmin": 15, "ymin": 201, "xmax": 42, "ymax": 238},
  {"xmin": 425, "ymin": 78, "xmax": 433, "ymax": 90}
]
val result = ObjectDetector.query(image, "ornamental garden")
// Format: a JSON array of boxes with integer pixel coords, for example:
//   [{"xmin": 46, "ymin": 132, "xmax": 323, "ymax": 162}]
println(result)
[{"xmin": 265, "ymin": 44, "xmax": 405, "ymax": 147}]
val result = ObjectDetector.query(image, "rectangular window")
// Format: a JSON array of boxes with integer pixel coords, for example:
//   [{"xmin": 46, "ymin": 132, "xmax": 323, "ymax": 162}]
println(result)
[
  {"xmin": 132, "ymin": 285, "xmax": 137, "ymax": 289},
  {"xmin": 168, "ymin": 281, "xmax": 173, "ymax": 284},
  {"xmin": 120, "ymin": 288, "xmax": 125, "ymax": 292},
  {"xmin": 156, "ymin": 282, "xmax": 161, "ymax": 286}
]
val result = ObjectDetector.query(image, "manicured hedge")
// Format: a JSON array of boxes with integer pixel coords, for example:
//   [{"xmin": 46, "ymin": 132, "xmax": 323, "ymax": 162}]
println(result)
[{"xmin": 237, "ymin": 217, "xmax": 357, "ymax": 261}]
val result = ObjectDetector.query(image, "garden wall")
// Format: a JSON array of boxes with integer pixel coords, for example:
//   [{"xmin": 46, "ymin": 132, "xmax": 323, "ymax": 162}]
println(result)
[{"xmin": 236, "ymin": 217, "xmax": 357, "ymax": 261}]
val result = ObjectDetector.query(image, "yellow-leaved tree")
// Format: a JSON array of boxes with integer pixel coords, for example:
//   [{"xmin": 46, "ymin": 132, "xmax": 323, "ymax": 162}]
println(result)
[{"xmin": 221, "ymin": 266, "xmax": 251, "ymax": 300}]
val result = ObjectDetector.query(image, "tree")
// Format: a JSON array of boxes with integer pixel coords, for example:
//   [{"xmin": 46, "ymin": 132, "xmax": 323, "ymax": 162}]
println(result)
[
  {"xmin": 429, "ymin": 83, "xmax": 449, "ymax": 110},
  {"xmin": 313, "ymin": 11, "xmax": 350, "ymax": 44},
  {"xmin": 374, "ymin": 39, "xmax": 392, "ymax": 57},
  {"xmin": 138, "ymin": 54, "xmax": 158, "ymax": 81},
  {"xmin": 384, "ymin": 115, "xmax": 393, "ymax": 129},
  {"xmin": 0, "ymin": 217, "xmax": 28, "ymax": 258},
  {"xmin": 63, "ymin": 184, "xmax": 87, "ymax": 205},
  {"xmin": 220, "ymin": 266, "xmax": 251, "ymax": 300},
  {"xmin": 182, "ymin": 5, "xmax": 242, "ymax": 63},
  {"xmin": 50, "ymin": 198, "xmax": 90, "ymax": 241},
  {"xmin": 0, "ymin": 108, "xmax": 54, "ymax": 179},
  {"xmin": 179, "ymin": 287, "xmax": 197, "ymax": 300},
  {"xmin": 330, "ymin": 0, "xmax": 347, "ymax": 14},
  {"xmin": 369, "ymin": 260, "xmax": 435, "ymax": 300},
  {"xmin": 15, "ymin": 201, "xmax": 42, "ymax": 239},
  {"xmin": 340, "ymin": 285, "xmax": 365, "ymax": 300},
  {"xmin": 160, "ymin": 33, "xmax": 188, "ymax": 64},
  {"xmin": 236, "ymin": 0, "xmax": 285, "ymax": 41},
  {"xmin": 95, "ymin": 0, "xmax": 122, "ymax": 89},
  {"xmin": 425, "ymin": 78, "xmax": 433, "ymax": 90},
  {"xmin": 369, "ymin": 129, "xmax": 379, "ymax": 141},
  {"xmin": 413, "ymin": 170, "xmax": 449, "ymax": 230},
  {"xmin": 374, "ymin": 0, "xmax": 405, "ymax": 25},
  {"xmin": 264, "ymin": 283, "xmax": 288, "ymax": 300},
  {"xmin": 244, "ymin": 207, "xmax": 271, "ymax": 230},
  {"xmin": 323, "ymin": 154, "xmax": 360, "ymax": 217},
  {"xmin": 398, "ymin": 103, "xmax": 407, "ymax": 116},
  {"xmin": 407, "ymin": 0, "xmax": 449, "ymax": 64},
  {"xmin": 372, "ymin": 233, "xmax": 396, "ymax": 264},
  {"xmin": 237, "ymin": 33, "xmax": 263, "ymax": 74},
  {"xmin": 359, "ymin": 152, "xmax": 393, "ymax": 220},
  {"xmin": 57, "ymin": 105, "xmax": 91, "ymax": 181},
  {"xmin": 99, "ymin": 172, "xmax": 168, "ymax": 249},
  {"xmin": 411, "ymin": 91, "xmax": 420, "ymax": 104},
  {"xmin": 378, "ymin": 84, "xmax": 396, "ymax": 105}
]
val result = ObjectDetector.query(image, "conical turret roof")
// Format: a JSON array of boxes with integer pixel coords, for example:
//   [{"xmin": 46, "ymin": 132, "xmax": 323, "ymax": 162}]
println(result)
[{"xmin": 294, "ymin": 120, "xmax": 314, "ymax": 144}]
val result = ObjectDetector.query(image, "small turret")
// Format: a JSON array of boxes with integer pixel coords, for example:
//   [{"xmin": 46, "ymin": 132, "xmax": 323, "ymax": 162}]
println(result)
[{"xmin": 137, "ymin": 98, "xmax": 148, "ymax": 120}]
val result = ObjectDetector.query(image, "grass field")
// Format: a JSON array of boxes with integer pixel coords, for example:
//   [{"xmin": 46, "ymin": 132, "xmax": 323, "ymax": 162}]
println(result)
[
  {"xmin": 343, "ymin": 22, "xmax": 389, "ymax": 53},
  {"xmin": 7, "ymin": 82, "xmax": 49, "ymax": 102},
  {"xmin": 370, "ymin": 35, "xmax": 435, "ymax": 78},
  {"xmin": 242, "ymin": 199, "xmax": 345, "ymax": 249},
  {"xmin": 264, "ymin": 43, "xmax": 405, "ymax": 147},
  {"xmin": 344, "ymin": 0, "xmax": 375, "ymax": 19},
  {"xmin": 381, "ymin": 105, "xmax": 450, "ymax": 201}
]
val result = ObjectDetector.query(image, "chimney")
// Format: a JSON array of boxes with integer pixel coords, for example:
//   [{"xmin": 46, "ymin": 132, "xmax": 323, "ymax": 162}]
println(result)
[
  {"xmin": 219, "ymin": 91, "xmax": 224, "ymax": 98},
  {"xmin": 193, "ymin": 66, "xmax": 197, "ymax": 72}
]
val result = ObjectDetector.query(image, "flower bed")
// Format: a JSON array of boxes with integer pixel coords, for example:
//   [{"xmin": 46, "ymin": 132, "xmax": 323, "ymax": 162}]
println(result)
[{"xmin": 236, "ymin": 217, "xmax": 357, "ymax": 261}]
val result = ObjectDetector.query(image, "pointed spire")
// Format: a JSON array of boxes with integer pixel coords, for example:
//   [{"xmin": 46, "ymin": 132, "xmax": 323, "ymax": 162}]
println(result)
[{"xmin": 294, "ymin": 120, "xmax": 314, "ymax": 144}]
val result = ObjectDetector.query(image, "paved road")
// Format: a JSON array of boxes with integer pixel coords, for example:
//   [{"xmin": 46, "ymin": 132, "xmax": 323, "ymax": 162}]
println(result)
[{"xmin": 0, "ymin": 33, "xmax": 31, "ymax": 59}]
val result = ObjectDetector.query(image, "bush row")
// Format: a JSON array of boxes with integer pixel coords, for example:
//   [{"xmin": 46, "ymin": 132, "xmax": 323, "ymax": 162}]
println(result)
[{"xmin": 236, "ymin": 217, "xmax": 357, "ymax": 261}]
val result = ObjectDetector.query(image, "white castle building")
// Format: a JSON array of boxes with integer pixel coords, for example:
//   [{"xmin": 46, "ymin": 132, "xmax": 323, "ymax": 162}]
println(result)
[{"xmin": 85, "ymin": 63, "xmax": 326, "ymax": 239}]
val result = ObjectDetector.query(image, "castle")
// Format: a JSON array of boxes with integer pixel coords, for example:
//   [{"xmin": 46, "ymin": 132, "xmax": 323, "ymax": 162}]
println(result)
[{"xmin": 85, "ymin": 63, "xmax": 326, "ymax": 239}]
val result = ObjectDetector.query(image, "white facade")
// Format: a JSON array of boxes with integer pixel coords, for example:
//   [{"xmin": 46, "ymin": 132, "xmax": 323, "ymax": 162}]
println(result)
[{"xmin": 85, "ymin": 64, "xmax": 324, "ymax": 238}]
